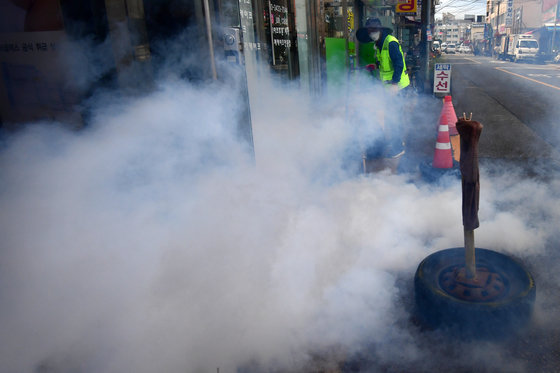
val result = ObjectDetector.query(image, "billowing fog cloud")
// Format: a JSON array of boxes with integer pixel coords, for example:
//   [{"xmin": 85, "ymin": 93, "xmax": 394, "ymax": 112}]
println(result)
[{"xmin": 1, "ymin": 58, "xmax": 559, "ymax": 373}]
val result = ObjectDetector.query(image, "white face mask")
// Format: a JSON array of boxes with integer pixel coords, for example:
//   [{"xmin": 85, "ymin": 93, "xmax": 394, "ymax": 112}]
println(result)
[{"xmin": 369, "ymin": 31, "xmax": 381, "ymax": 41}]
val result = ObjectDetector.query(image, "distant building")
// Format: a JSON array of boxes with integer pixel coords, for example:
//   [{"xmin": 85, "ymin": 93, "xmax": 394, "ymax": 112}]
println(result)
[
  {"xmin": 487, "ymin": 0, "xmax": 547, "ymax": 35},
  {"xmin": 434, "ymin": 16, "xmax": 484, "ymax": 45},
  {"xmin": 442, "ymin": 13, "xmax": 456, "ymax": 23},
  {"xmin": 486, "ymin": 0, "xmax": 557, "ymax": 54},
  {"xmin": 470, "ymin": 23, "xmax": 486, "ymax": 41}
]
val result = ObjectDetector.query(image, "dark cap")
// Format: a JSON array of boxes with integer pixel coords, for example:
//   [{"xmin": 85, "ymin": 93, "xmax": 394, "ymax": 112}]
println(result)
[{"xmin": 365, "ymin": 18, "xmax": 383, "ymax": 29}]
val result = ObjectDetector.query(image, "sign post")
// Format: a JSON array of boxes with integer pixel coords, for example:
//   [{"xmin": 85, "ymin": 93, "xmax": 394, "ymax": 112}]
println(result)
[{"xmin": 433, "ymin": 63, "xmax": 451, "ymax": 95}]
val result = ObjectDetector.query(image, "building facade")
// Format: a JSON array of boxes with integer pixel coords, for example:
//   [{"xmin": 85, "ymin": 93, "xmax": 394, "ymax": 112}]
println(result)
[
  {"xmin": 434, "ymin": 17, "xmax": 480, "ymax": 45},
  {"xmin": 486, "ymin": 0, "xmax": 559, "ymax": 54}
]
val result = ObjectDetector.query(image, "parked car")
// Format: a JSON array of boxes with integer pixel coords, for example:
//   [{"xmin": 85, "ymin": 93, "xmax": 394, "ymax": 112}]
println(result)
[
  {"xmin": 445, "ymin": 44, "xmax": 456, "ymax": 54},
  {"xmin": 458, "ymin": 45, "xmax": 471, "ymax": 54}
]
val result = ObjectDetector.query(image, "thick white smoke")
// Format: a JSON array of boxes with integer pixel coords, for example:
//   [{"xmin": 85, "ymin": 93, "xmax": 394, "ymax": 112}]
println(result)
[{"xmin": 1, "ymin": 61, "xmax": 559, "ymax": 373}]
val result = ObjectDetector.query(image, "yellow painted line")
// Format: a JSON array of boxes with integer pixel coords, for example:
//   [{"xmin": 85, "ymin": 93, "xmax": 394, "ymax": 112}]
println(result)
[
  {"xmin": 495, "ymin": 67, "xmax": 560, "ymax": 90},
  {"xmin": 505, "ymin": 65, "xmax": 560, "ymax": 71}
]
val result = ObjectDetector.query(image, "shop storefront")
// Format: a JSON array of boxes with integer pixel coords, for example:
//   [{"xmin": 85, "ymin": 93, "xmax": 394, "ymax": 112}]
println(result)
[
  {"xmin": 0, "ymin": 0, "xmax": 432, "ymax": 131},
  {"xmin": 246, "ymin": 0, "xmax": 426, "ymax": 96}
]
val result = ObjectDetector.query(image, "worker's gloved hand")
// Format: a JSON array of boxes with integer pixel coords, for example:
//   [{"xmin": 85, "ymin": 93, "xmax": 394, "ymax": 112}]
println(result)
[{"xmin": 365, "ymin": 64, "xmax": 377, "ymax": 72}]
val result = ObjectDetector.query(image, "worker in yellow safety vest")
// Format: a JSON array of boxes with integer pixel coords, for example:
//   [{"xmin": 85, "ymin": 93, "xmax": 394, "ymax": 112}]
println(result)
[
  {"xmin": 356, "ymin": 18, "xmax": 410, "ymax": 163},
  {"xmin": 358, "ymin": 17, "xmax": 410, "ymax": 91}
]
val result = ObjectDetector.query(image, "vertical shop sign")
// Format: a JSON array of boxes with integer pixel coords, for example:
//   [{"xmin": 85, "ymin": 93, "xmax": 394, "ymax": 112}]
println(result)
[
  {"xmin": 269, "ymin": 0, "xmax": 290, "ymax": 66},
  {"xmin": 505, "ymin": 0, "xmax": 513, "ymax": 26},
  {"xmin": 239, "ymin": 0, "xmax": 259, "ymax": 56},
  {"xmin": 433, "ymin": 63, "xmax": 451, "ymax": 94},
  {"xmin": 347, "ymin": 8, "xmax": 354, "ymax": 34},
  {"xmin": 396, "ymin": 0, "xmax": 417, "ymax": 14}
]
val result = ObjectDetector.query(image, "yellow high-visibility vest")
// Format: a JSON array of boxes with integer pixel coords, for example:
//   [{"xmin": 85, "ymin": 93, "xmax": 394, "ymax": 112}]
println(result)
[{"xmin": 375, "ymin": 35, "xmax": 410, "ymax": 89}]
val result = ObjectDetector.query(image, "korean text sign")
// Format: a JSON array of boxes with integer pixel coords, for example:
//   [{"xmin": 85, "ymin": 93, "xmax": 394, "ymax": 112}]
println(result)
[{"xmin": 433, "ymin": 63, "xmax": 451, "ymax": 94}]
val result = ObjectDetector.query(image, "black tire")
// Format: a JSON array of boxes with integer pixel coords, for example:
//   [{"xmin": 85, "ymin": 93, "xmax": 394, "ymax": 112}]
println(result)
[{"xmin": 414, "ymin": 247, "xmax": 536, "ymax": 338}]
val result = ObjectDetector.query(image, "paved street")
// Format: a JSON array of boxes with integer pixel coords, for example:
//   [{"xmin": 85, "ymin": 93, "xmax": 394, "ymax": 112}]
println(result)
[
  {"xmin": 402, "ymin": 54, "xmax": 560, "ymax": 174},
  {"xmin": 447, "ymin": 54, "xmax": 560, "ymax": 160}
]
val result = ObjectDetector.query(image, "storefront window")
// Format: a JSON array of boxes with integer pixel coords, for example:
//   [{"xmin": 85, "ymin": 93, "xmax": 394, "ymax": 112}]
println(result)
[{"xmin": 293, "ymin": 0, "xmax": 312, "ymax": 92}]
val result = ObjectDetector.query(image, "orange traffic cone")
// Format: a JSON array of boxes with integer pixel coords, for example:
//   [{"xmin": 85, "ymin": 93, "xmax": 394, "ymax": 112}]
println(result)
[
  {"xmin": 437, "ymin": 96, "xmax": 460, "ymax": 161},
  {"xmin": 433, "ymin": 121, "xmax": 453, "ymax": 169},
  {"xmin": 442, "ymin": 96, "xmax": 458, "ymax": 136}
]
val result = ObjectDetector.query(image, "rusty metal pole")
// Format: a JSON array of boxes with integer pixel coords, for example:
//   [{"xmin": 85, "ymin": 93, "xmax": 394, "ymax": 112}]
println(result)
[
  {"xmin": 464, "ymin": 228, "xmax": 476, "ymax": 278},
  {"xmin": 203, "ymin": 0, "xmax": 218, "ymax": 80},
  {"xmin": 456, "ymin": 117, "xmax": 483, "ymax": 279}
]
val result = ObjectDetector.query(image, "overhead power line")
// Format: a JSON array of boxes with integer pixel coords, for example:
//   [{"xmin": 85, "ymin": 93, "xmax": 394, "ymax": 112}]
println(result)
[{"xmin": 436, "ymin": 0, "xmax": 486, "ymax": 13}]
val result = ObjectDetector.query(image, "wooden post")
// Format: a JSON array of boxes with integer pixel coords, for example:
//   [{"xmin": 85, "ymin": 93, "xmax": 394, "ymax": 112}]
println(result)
[{"xmin": 456, "ymin": 116, "xmax": 483, "ymax": 279}]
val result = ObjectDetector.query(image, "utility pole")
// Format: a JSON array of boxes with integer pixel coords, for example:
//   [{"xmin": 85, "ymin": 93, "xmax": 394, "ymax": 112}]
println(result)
[
  {"xmin": 492, "ymin": 0, "xmax": 502, "ymax": 56},
  {"xmin": 421, "ymin": 0, "xmax": 432, "ymax": 92}
]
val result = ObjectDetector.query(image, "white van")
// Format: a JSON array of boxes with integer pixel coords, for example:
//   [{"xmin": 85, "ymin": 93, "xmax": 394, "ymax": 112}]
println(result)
[
  {"xmin": 502, "ymin": 34, "xmax": 539, "ymax": 62},
  {"xmin": 511, "ymin": 35, "xmax": 539, "ymax": 62}
]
